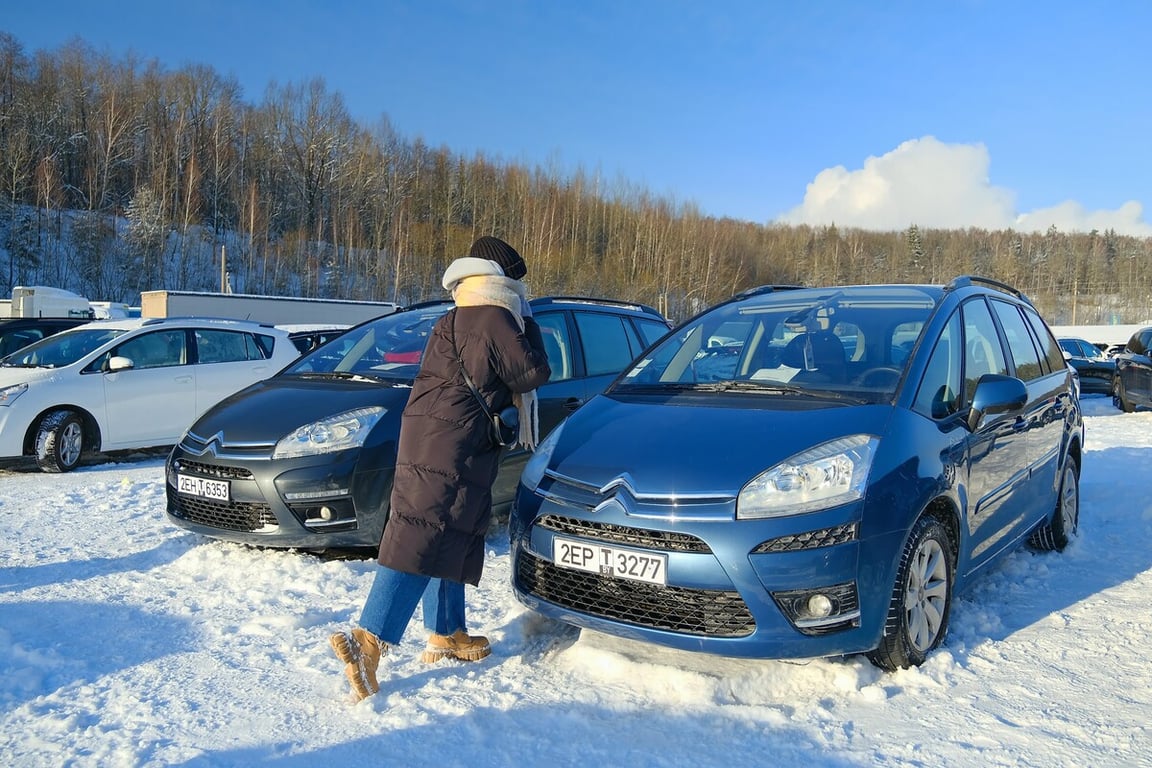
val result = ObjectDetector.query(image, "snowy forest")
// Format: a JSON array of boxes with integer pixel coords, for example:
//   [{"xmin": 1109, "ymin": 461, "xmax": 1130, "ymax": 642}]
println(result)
[{"xmin": 1, "ymin": 31, "xmax": 1150, "ymax": 324}]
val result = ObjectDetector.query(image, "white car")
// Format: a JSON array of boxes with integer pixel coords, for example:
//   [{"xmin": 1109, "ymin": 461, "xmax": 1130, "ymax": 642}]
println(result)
[{"xmin": 0, "ymin": 317, "xmax": 301, "ymax": 472}]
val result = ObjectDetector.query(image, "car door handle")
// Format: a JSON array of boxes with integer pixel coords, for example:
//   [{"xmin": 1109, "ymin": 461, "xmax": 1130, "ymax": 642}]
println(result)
[
  {"xmin": 563, "ymin": 397, "xmax": 584, "ymax": 412},
  {"xmin": 175, "ymin": 375, "xmax": 193, "ymax": 384}
]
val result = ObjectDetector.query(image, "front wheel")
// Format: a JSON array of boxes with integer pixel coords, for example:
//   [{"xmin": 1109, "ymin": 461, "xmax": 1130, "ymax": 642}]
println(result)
[
  {"xmin": 867, "ymin": 515, "xmax": 955, "ymax": 671},
  {"xmin": 35, "ymin": 409, "xmax": 85, "ymax": 473},
  {"xmin": 1029, "ymin": 460, "xmax": 1079, "ymax": 551}
]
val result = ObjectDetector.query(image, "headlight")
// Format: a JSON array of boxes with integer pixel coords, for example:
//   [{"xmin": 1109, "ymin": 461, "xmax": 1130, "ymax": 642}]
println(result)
[
  {"xmin": 737, "ymin": 434, "xmax": 878, "ymax": 519},
  {"xmin": 0, "ymin": 382, "xmax": 28, "ymax": 406},
  {"xmin": 272, "ymin": 406, "xmax": 386, "ymax": 459},
  {"xmin": 520, "ymin": 421, "xmax": 565, "ymax": 492}
]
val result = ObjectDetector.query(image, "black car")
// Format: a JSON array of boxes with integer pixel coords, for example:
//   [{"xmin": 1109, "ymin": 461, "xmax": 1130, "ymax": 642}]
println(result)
[
  {"xmin": 1057, "ymin": 336, "xmax": 1116, "ymax": 396},
  {"xmin": 1112, "ymin": 326, "xmax": 1152, "ymax": 411},
  {"xmin": 0, "ymin": 317, "xmax": 92, "ymax": 359},
  {"xmin": 164, "ymin": 297, "xmax": 672, "ymax": 550}
]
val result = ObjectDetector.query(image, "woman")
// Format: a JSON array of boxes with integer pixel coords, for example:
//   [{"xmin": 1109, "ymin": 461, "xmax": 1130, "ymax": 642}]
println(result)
[{"xmin": 329, "ymin": 236, "xmax": 551, "ymax": 701}]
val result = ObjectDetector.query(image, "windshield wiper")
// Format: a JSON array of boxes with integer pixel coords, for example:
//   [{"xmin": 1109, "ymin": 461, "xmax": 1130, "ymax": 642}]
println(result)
[
  {"xmin": 295, "ymin": 370, "xmax": 384, "ymax": 384},
  {"xmin": 724, "ymin": 381, "xmax": 867, "ymax": 403},
  {"xmin": 622, "ymin": 379, "xmax": 866, "ymax": 403}
]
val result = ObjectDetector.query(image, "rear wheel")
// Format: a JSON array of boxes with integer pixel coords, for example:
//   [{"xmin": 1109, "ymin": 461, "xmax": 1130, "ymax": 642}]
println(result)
[
  {"xmin": 867, "ymin": 515, "xmax": 954, "ymax": 671},
  {"xmin": 1029, "ymin": 460, "xmax": 1079, "ymax": 551},
  {"xmin": 1114, "ymin": 377, "xmax": 1134, "ymax": 412},
  {"xmin": 35, "ymin": 409, "xmax": 85, "ymax": 473}
]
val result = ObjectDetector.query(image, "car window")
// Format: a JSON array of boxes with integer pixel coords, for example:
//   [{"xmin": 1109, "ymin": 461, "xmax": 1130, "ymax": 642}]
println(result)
[
  {"xmin": 913, "ymin": 311, "xmax": 962, "ymax": 419},
  {"xmin": 832, "ymin": 321, "xmax": 864, "ymax": 362},
  {"xmin": 1058, "ymin": 339, "xmax": 1082, "ymax": 357},
  {"xmin": 534, "ymin": 313, "xmax": 574, "ymax": 382},
  {"xmin": 574, "ymin": 312, "xmax": 636, "ymax": 377},
  {"xmin": 115, "ymin": 330, "xmax": 187, "ymax": 369},
  {"xmin": 196, "ymin": 329, "xmax": 265, "ymax": 364},
  {"xmin": 991, "ymin": 300, "xmax": 1043, "ymax": 382},
  {"xmin": 0, "ymin": 329, "xmax": 44, "ymax": 357},
  {"xmin": 891, "ymin": 322, "xmax": 922, "ymax": 366},
  {"xmin": 1023, "ymin": 307, "xmax": 1067, "ymax": 375},
  {"xmin": 962, "ymin": 299, "xmax": 1008, "ymax": 403},
  {"xmin": 1140, "ymin": 330, "xmax": 1152, "ymax": 355},
  {"xmin": 635, "ymin": 318, "xmax": 670, "ymax": 348}
]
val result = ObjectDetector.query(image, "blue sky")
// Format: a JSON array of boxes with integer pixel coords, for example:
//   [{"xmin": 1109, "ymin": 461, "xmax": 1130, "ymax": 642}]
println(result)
[{"xmin": 5, "ymin": 1, "xmax": 1151, "ymax": 235}]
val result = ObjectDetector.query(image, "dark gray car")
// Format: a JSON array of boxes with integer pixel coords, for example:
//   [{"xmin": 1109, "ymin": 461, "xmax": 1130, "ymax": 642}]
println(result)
[
  {"xmin": 0, "ymin": 317, "xmax": 91, "ymax": 358},
  {"xmin": 1112, "ymin": 325, "xmax": 1152, "ymax": 411},
  {"xmin": 165, "ymin": 297, "xmax": 671, "ymax": 551}
]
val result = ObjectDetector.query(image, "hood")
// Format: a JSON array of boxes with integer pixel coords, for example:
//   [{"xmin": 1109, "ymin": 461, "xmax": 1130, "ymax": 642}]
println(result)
[
  {"xmin": 0, "ymin": 366, "xmax": 57, "ymax": 387},
  {"xmin": 187, "ymin": 374, "xmax": 413, "ymax": 444},
  {"xmin": 550, "ymin": 394, "xmax": 897, "ymax": 495}
]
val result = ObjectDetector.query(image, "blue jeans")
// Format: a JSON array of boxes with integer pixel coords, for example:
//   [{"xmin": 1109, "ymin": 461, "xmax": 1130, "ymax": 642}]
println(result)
[{"xmin": 358, "ymin": 565, "xmax": 467, "ymax": 645}]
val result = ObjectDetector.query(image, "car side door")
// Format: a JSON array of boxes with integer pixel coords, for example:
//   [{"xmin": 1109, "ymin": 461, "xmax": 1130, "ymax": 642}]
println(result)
[
  {"xmin": 97, "ymin": 328, "xmax": 197, "ymax": 447},
  {"xmin": 990, "ymin": 299, "xmax": 1067, "ymax": 542},
  {"xmin": 191, "ymin": 329, "xmax": 281, "ymax": 415},
  {"xmin": 959, "ymin": 297, "xmax": 1033, "ymax": 572}
]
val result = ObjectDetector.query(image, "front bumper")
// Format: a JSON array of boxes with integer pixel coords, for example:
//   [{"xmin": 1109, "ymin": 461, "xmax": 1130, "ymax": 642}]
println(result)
[
  {"xmin": 509, "ymin": 484, "xmax": 901, "ymax": 660},
  {"xmin": 165, "ymin": 444, "xmax": 392, "ymax": 549}
]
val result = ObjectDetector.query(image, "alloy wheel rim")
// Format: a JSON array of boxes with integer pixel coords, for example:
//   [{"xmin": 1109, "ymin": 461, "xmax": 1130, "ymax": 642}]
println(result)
[
  {"xmin": 1060, "ymin": 467, "xmax": 1078, "ymax": 534},
  {"xmin": 61, "ymin": 422, "xmax": 82, "ymax": 466},
  {"xmin": 904, "ymin": 538, "xmax": 948, "ymax": 652}
]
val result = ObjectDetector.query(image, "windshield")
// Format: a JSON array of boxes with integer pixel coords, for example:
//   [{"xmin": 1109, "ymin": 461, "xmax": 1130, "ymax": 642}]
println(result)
[
  {"xmin": 0, "ymin": 327, "xmax": 127, "ymax": 368},
  {"xmin": 614, "ymin": 286, "xmax": 938, "ymax": 402},
  {"xmin": 284, "ymin": 304, "xmax": 451, "ymax": 381}
]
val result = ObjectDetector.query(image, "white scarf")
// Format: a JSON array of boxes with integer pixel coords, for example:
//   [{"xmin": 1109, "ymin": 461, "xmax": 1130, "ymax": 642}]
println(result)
[{"xmin": 452, "ymin": 274, "xmax": 540, "ymax": 450}]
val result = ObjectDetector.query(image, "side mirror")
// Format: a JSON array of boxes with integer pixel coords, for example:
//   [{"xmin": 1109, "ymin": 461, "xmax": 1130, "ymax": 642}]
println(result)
[
  {"xmin": 1062, "ymin": 349, "xmax": 1072, "ymax": 361},
  {"xmin": 106, "ymin": 355, "xmax": 135, "ymax": 372},
  {"xmin": 966, "ymin": 373, "xmax": 1027, "ymax": 431}
]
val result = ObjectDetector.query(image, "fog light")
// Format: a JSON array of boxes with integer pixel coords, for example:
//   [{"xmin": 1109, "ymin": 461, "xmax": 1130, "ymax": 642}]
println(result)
[
  {"xmin": 319, "ymin": 506, "xmax": 334, "ymax": 521},
  {"xmin": 807, "ymin": 594, "xmax": 833, "ymax": 619}
]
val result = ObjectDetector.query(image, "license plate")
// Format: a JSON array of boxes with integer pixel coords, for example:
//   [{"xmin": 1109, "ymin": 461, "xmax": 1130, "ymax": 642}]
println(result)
[
  {"xmin": 177, "ymin": 474, "xmax": 230, "ymax": 502},
  {"xmin": 552, "ymin": 536, "xmax": 667, "ymax": 586}
]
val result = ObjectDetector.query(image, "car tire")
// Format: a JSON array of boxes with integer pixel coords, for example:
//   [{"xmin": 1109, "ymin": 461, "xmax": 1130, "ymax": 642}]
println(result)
[
  {"xmin": 1113, "ymin": 377, "xmax": 1134, "ymax": 413},
  {"xmin": 35, "ymin": 409, "xmax": 85, "ymax": 473},
  {"xmin": 867, "ymin": 515, "xmax": 954, "ymax": 671},
  {"xmin": 1029, "ymin": 459, "xmax": 1079, "ymax": 552}
]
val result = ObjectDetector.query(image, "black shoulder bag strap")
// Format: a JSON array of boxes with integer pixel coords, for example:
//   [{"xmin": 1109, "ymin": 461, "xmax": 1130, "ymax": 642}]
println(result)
[{"xmin": 449, "ymin": 308, "xmax": 495, "ymax": 422}]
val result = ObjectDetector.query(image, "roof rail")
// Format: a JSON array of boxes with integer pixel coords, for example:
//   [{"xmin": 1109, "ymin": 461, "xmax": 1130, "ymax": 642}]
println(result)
[
  {"xmin": 530, "ymin": 296, "xmax": 664, "ymax": 317},
  {"xmin": 732, "ymin": 284, "xmax": 807, "ymax": 300},
  {"xmin": 944, "ymin": 275, "xmax": 1032, "ymax": 304},
  {"xmin": 399, "ymin": 299, "xmax": 454, "ymax": 312},
  {"xmin": 141, "ymin": 316, "xmax": 280, "ymax": 329}
]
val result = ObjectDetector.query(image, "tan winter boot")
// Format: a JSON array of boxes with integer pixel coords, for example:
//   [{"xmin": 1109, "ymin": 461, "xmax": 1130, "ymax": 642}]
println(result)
[
  {"xmin": 421, "ymin": 629, "xmax": 491, "ymax": 663},
  {"xmin": 329, "ymin": 628, "xmax": 385, "ymax": 701}
]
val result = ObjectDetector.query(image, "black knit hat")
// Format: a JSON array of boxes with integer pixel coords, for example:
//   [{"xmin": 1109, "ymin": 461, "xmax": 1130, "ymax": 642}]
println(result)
[{"xmin": 469, "ymin": 236, "xmax": 526, "ymax": 280}]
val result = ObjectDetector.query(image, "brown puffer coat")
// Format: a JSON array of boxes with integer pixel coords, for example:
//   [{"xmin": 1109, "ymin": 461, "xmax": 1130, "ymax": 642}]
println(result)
[{"xmin": 377, "ymin": 305, "xmax": 551, "ymax": 585}]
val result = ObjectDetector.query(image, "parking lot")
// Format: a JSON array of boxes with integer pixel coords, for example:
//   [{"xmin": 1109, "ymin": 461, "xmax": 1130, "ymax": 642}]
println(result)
[{"xmin": 1, "ymin": 396, "xmax": 1149, "ymax": 767}]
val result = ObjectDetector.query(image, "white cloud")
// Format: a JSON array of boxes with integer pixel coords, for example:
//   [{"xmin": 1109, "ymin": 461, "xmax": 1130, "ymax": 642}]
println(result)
[
  {"xmin": 1015, "ymin": 200, "xmax": 1152, "ymax": 237},
  {"xmin": 778, "ymin": 136, "xmax": 1152, "ymax": 236}
]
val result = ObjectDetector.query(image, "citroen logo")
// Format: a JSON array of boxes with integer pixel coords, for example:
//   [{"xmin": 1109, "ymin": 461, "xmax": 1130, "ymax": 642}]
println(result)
[
  {"xmin": 190, "ymin": 431, "xmax": 225, "ymax": 457},
  {"xmin": 593, "ymin": 495, "xmax": 632, "ymax": 517},
  {"xmin": 599, "ymin": 473, "xmax": 640, "ymax": 498}
]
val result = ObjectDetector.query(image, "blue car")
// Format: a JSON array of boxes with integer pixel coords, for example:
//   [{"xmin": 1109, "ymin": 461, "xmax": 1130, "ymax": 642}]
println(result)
[{"xmin": 510, "ymin": 277, "xmax": 1083, "ymax": 670}]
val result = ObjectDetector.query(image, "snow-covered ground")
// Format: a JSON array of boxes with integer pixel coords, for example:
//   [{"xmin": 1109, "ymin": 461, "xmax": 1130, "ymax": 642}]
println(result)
[{"xmin": 1, "ymin": 395, "xmax": 1149, "ymax": 767}]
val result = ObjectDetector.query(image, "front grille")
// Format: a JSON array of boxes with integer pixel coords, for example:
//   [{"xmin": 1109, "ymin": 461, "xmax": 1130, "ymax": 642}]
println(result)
[
  {"xmin": 174, "ymin": 459, "xmax": 253, "ymax": 482},
  {"xmin": 517, "ymin": 550, "xmax": 755, "ymax": 637},
  {"xmin": 536, "ymin": 514, "xmax": 712, "ymax": 553},
  {"xmin": 752, "ymin": 522, "xmax": 859, "ymax": 554},
  {"xmin": 168, "ymin": 486, "xmax": 276, "ymax": 532}
]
